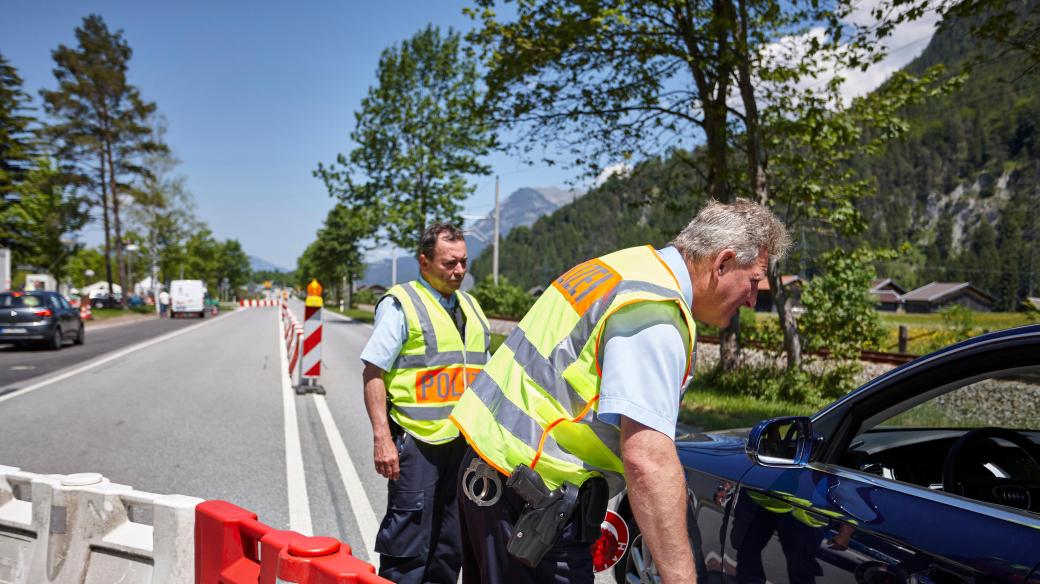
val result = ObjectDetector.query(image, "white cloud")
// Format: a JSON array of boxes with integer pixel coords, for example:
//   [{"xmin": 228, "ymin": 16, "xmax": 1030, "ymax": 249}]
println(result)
[
  {"xmin": 592, "ymin": 163, "xmax": 633, "ymax": 187},
  {"xmin": 757, "ymin": 0, "xmax": 941, "ymax": 105}
]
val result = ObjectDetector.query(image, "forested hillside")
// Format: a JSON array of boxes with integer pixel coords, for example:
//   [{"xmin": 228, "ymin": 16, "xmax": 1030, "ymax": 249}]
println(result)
[
  {"xmin": 471, "ymin": 156, "xmax": 710, "ymax": 289},
  {"xmin": 474, "ymin": 6, "xmax": 1040, "ymax": 309},
  {"xmin": 856, "ymin": 4, "xmax": 1040, "ymax": 308}
]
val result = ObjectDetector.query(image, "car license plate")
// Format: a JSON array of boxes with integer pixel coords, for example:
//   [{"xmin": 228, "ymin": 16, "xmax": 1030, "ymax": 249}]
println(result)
[{"xmin": 1, "ymin": 328, "xmax": 27, "ymax": 334}]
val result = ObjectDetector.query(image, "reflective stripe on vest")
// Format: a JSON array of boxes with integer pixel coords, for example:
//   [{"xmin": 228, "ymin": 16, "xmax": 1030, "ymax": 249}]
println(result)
[
  {"xmin": 450, "ymin": 246, "xmax": 696, "ymax": 492},
  {"xmin": 383, "ymin": 281, "xmax": 491, "ymax": 444}
]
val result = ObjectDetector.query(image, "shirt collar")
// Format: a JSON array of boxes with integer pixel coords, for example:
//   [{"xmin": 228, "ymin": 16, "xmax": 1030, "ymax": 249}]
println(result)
[
  {"xmin": 657, "ymin": 246, "xmax": 694, "ymax": 309},
  {"xmin": 417, "ymin": 275, "xmax": 458, "ymax": 310}
]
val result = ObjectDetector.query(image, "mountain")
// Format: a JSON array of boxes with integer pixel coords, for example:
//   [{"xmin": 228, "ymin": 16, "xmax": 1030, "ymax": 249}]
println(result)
[
  {"xmin": 249, "ymin": 255, "xmax": 288, "ymax": 273},
  {"xmin": 357, "ymin": 186, "xmax": 584, "ymax": 286},
  {"xmin": 473, "ymin": 5, "xmax": 1040, "ymax": 310}
]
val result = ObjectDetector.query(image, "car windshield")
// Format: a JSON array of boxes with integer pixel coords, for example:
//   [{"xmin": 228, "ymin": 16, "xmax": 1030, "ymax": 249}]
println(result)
[{"xmin": 0, "ymin": 293, "xmax": 44, "ymax": 308}]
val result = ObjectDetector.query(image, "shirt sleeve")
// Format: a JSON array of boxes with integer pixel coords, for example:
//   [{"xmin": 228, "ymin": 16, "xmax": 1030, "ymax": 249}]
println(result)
[
  {"xmin": 359, "ymin": 297, "xmax": 407, "ymax": 371},
  {"xmin": 595, "ymin": 302, "xmax": 691, "ymax": 438}
]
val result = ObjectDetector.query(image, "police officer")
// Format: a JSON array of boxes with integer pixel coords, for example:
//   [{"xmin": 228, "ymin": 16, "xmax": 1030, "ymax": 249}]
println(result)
[
  {"xmin": 450, "ymin": 200, "xmax": 789, "ymax": 583},
  {"xmin": 360, "ymin": 222, "xmax": 491, "ymax": 584}
]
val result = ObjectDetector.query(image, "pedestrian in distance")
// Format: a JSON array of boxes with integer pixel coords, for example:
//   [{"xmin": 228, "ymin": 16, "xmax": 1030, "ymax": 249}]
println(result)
[
  {"xmin": 359, "ymin": 222, "xmax": 493, "ymax": 584},
  {"xmin": 158, "ymin": 289, "xmax": 170, "ymax": 318},
  {"xmin": 450, "ymin": 199, "xmax": 790, "ymax": 584}
]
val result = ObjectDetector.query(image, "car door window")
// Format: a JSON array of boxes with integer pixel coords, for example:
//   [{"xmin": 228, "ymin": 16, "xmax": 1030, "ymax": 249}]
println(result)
[{"xmin": 839, "ymin": 365, "xmax": 1040, "ymax": 515}]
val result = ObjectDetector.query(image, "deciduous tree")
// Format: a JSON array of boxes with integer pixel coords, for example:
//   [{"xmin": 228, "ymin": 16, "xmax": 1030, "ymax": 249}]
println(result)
[{"xmin": 316, "ymin": 25, "xmax": 493, "ymax": 253}]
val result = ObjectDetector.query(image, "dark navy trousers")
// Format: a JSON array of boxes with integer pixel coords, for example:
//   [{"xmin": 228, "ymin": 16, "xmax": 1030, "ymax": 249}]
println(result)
[
  {"xmin": 376, "ymin": 431, "xmax": 467, "ymax": 584},
  {"xmin": 456, "ymin": 448, "xmax": 594, "ymax": 584}
]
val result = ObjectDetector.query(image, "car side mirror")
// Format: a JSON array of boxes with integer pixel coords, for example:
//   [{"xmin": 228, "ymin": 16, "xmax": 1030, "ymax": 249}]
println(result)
[{"xmin": 746, "ymin": 416, "xmax": 816, "ymax": 468}]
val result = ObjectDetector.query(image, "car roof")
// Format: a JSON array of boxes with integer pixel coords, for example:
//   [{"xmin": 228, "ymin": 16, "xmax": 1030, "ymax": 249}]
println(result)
[{"xmin": 1, "ymin": 290, "xmax": 56, "ymax": 296}]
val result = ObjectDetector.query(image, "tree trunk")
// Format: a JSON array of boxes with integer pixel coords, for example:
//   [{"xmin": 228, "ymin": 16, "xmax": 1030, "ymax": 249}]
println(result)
[
  {"xmin": 732, "ymin": 0, "xmax": 802, "ymax": 371},
  {"xmin": 769, "ymin": 260, "xmax": 801, "ymax": 369},
  {"xmin": 99, "ymin": 149, "xmax": 114, "ymax": 302},
  {"xmin": 345, "ymin": 272, "xmax": 354, "ymax": 309},
  {"xmin": 706, "ymin": 80, "xmax": 743, "ymax": 371},
  {"xmin": 106, "ymin": 142, "xmax": 126, "ymax": 307}
]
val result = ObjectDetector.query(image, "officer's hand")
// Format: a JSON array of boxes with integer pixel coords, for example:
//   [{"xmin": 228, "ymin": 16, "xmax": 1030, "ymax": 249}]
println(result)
[{"xmin": 374, "ymin": 434, "xmax": 400, "ymax": 480}]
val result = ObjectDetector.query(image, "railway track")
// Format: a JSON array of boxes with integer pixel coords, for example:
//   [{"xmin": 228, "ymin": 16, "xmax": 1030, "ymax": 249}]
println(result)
[{"xmin": 695, "ymin": 334, "xmax": 917, "ymax": 365}]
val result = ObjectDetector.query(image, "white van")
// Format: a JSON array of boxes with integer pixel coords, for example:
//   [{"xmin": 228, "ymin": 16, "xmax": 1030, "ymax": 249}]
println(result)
[{"xmin": 170, "ymin": 280, "xmax": 207, "ymax": 318}]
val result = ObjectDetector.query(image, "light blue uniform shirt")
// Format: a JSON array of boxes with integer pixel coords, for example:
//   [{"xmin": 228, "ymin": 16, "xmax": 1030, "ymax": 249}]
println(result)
[
  {"xmin": 359, "ymin": 276, "xmax": 460, "ymax": 372},
  {"xmin": 596, "ymin": 246, "xmax": 694, "ymax": 438}
]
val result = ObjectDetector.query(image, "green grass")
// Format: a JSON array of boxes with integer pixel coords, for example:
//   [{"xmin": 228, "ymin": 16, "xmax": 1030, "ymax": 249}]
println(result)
[
  {"xmin": 679, "ymin": 385, "xmax": 818, "ymax": 431},
  {"xmin": 90, "ymin": 307, "xmax": 154, "ymax": 320},
  {"xmin": 877, "ymin": 311, "xmax": 1033, "ymax": 330},
  {"xmin": 328, "ymin": 306, "xmax": 375, "ymax": 324}
]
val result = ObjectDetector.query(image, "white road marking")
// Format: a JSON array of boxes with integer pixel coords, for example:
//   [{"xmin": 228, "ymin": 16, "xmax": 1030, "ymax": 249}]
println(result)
[
  {"xmin": 0, "ymin": 311, "xmax": 242, "ymax": 404},
  {"xmin": 311, "ymin": 393, "xmax": 380, "ymax": 559},
  {"xmin": 277, "ymin": 310, "xmax": 314, "ymax": 535}
]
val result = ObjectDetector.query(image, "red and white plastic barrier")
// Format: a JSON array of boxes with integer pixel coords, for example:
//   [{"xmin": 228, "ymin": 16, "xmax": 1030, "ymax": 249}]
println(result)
[
  {"xmin": 195, "ymin": 500, "xmax": 387, "ymax": 584},
  {"xmin": 239, "ymin": 299, "xmax": 278, "ymax": 307},
  {"xmin": 79, "ymin": 303, "xmax": 93, "ymax": 321}
]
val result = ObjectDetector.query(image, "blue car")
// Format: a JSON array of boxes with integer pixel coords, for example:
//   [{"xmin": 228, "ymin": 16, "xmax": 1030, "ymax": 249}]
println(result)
[{"xmin": 610, "ymin": 324, "xmax": 1040, "ymax": 583}]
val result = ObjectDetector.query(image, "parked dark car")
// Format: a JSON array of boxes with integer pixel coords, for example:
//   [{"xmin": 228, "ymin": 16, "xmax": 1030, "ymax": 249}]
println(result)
[
  {"xmin": 90, "ymin": 293, "xmax": 122, "ymax": 309},
  {"xmin": 611, "ymin": 324, "xmax": 1040, "ymax": 583},
  {"xmin": 0, "ymin": 291, "xmax": 84, "ymax": 349}
]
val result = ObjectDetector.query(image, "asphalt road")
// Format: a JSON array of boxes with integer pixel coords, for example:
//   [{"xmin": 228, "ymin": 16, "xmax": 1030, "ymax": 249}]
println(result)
[
  {"xmin": 0, "ymin": 314, "xmax": 209, "ymax": 390},
  {"xmin": 0, "ymin": 301, "xmax": 387, "ymax": 564}
]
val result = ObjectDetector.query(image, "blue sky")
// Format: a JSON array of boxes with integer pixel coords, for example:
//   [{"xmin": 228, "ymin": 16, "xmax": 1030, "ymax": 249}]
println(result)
[
  {"xmin": 4, "ymin": 0, "xmax": 577, "ymax": 269},
  {"xmin": 4, "ymin": 1, "xmax": 936, "ymax": 270}
]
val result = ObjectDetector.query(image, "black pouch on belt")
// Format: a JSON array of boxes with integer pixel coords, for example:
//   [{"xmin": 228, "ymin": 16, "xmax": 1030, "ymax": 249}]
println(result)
[
  {"xmin": 505, "ymin": 465, "xmax": 580, "ymax": 567},
  {"xmin": 576, "ymin": 476, "xmax": 609, "ymax": 545}
]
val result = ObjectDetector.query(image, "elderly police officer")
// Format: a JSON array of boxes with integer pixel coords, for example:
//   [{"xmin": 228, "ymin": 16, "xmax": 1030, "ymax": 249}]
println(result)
[
  {"xmin": 360, "ymin": 222, "xmax": 492, "ymax": 584},
  {"xmin": 450, "ymin": 200, "xmax": 789, "ymax": 583}
]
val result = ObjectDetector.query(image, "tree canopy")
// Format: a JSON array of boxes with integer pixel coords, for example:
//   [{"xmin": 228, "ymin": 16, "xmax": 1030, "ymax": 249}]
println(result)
[{"xmin": 316, "ymin": 25, "xmax": 494, "ymax": 253}]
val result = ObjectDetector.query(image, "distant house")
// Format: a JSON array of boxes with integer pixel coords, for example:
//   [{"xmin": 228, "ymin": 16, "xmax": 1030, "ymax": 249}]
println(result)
[
  {"xmin": 356, "ymin": 283, "xmax": 388, "ymax": 297},
  {"xmin": 755, "ymin": 275, "xmax": 802, "ymax": 313},
  {"xmin": 901, "ymin": 282, "xmax": 995, "ymax": 313},
  {"xmin": 869, "ymin": 278, "xmax": 907, "ymax": 312}
]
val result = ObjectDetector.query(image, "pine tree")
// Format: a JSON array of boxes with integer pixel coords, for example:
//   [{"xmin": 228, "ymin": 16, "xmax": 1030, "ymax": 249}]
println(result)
[
  {"xmin": 0, "ymin": 52, "xmax": 37, "ymax": 197},
  {"xmin": 40, "ymin": 14, "xmax": 165, "ymax": 305}
]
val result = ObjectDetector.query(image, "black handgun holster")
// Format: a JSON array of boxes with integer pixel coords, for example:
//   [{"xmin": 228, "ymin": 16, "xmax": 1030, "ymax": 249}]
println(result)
[{"xmin": 505, "ymin": 465, "xmax": 610, "ymax": 567}]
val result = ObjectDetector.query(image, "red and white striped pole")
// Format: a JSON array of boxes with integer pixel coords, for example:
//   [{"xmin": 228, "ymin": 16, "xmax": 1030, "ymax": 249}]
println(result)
[{"xmin": 295, "ymin": 279, "xmax": 325, "ymax": 395}]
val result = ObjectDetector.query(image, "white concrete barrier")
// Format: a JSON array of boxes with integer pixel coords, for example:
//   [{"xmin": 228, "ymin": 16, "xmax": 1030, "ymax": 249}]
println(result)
[{"xmin": 0, "ymin": 465, "xmax": 201, "ymax": 584}]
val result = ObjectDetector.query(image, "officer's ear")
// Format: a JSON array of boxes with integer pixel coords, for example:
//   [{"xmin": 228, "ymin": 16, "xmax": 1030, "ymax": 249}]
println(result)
[{"xmin": 712, "ymin": 249, "xmax": 736, "ymax": 280}]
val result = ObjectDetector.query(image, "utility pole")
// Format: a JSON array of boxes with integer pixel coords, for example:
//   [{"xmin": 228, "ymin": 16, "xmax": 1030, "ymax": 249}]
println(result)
[
  {"xmin": 493, "ymin": 175, "xmax": 500, "ymax": 286},
  {"xmin": 391, "ymin": 250, "xmax": 398, "ymax": 286}
]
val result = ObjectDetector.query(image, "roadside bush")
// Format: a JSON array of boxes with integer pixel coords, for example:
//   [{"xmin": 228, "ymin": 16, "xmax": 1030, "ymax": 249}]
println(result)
[
  {"xmin": 469, "ymin": 276, "xmax": 535, "ymax": 319},
  {"xmin": 700, "ymin": 361, "xmax": 858, "ymax": 407},
  {"xmin": 922, "ymin": 304, "xmax": 977, "ymax": 353},
  {"xmin": 798, "ymin": 247, "xmax": 887, "ymax": 359}
]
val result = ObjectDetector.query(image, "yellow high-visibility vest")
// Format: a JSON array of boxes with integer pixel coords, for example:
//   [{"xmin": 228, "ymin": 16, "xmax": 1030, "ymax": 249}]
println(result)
[
  {"xmin": 383, "ymin": 281, "xmax": 491, "ymax": 444},
  {"xmin": 450, "ymin": 246, "xmax": 696, "ymax": 492}
]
